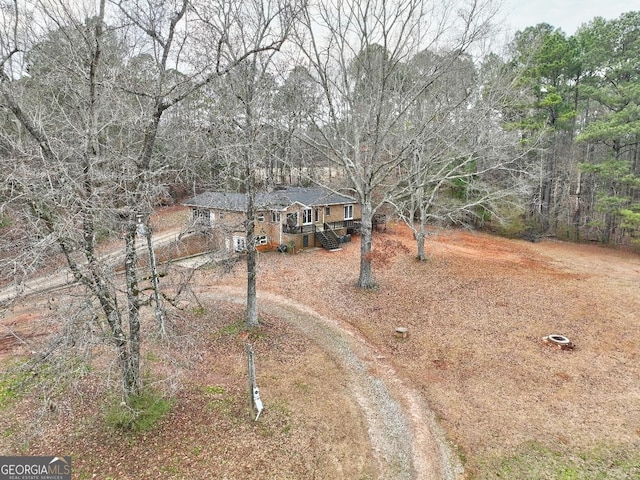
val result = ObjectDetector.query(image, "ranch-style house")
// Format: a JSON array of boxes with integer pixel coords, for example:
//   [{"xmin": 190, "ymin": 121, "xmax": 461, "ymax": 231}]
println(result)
[{"xmin": 183, "ymin": 186, "xmax": 363, "ymax": 252}]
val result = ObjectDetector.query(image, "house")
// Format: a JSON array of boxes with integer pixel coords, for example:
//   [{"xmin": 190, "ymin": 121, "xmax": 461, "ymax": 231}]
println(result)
[{"xmin": 183, "ymin": 186, "xmax": 363, "ymax": 252}]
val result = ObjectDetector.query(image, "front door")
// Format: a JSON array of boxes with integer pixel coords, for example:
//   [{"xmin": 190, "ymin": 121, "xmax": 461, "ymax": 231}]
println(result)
[{"xmin": 303, "ymin": 235, "xmax": 309, "ymax": 248}]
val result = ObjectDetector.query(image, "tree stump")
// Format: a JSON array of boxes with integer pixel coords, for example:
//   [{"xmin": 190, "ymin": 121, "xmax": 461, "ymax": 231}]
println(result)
[{"xmin": 394, "ymin": 327, "xmax": 408, "ymax": 339}]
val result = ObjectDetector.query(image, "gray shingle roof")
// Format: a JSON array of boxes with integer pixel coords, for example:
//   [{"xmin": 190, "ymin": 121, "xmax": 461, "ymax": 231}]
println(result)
[
  {"xmin": 183, "ymin": 192, "xmax": 248, "ymax": 211},
  {"xmin": 184, "ymin": 187, "xmax": 355, "ymax": 211}
]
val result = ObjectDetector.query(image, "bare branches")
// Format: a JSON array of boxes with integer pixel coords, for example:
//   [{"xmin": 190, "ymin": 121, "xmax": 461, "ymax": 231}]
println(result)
[
  {"xmin": 0, "ymin": 0, "xmax": 303, "ymax": 397},
  {"xmin": 0, "ymin": 0, "xmax": 20, "ymax": 73},
  {"xmin": 288, "ymin": 0, "xmax": 508, "ymax": 277}
]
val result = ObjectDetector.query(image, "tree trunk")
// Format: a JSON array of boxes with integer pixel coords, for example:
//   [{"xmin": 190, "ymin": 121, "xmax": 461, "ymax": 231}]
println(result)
[
  {"xmin": 145, "ymin": 224, "xmax": 166, "ymax": 336},
  {"xmin": 357, "ymin": 200, "xmax": 375, "ymax": 289},
  {"xmin": 540, "ymin": 151, "xmax": 555, "ymax": 232},
  {"xmin": 246, "ymin": 246, "xmax": 259, "ymax": 328},
  {"xmin": 416, "ymin": 231, "xmax": 426, "ymax": 261},
  {"xmin": 573, "ymin": 170, "xmax": 582, "ymax": 241},
  {"xmin": 416, "ymin": 191, "xmax": 428, "ymax": 261},
  {"xmin": 123, "ymin": 225, "xmax": 141, "ymax": 398},
  {"xmin": 245, "ymin": 164, "xmax": 259, "ymax": 328}
]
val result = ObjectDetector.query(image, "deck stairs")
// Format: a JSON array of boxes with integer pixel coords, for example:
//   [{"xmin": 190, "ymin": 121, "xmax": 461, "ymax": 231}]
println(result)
[{"xmin": 315, "ymin": 228, "xmax": 341, "ymax": 251}]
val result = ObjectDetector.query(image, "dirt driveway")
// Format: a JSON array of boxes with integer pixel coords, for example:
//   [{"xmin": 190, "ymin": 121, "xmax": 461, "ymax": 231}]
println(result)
[{"xmin": 198, "ymin": 286, "xmax": 463, "ymax": 479}]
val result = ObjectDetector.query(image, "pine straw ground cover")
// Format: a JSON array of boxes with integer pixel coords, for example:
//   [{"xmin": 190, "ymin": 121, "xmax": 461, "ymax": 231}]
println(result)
[{"xmin": 1, "ymin": 205, "xmax": 640, "ymax": 479}]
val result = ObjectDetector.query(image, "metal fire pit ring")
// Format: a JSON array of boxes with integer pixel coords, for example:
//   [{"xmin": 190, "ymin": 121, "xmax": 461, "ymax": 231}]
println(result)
[
  {"xmin": 547, "ymin": 334, "xmax": 571, "ymax": 345},
  {"xmin": 543, "ymin": 334, "xmax": 574, "ymax": 350}
]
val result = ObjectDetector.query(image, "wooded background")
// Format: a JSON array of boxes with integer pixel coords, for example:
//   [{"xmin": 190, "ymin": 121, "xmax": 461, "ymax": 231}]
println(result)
[{"xmin": 1, "ymin": 0, "xmax": 639, "ymax": 401}]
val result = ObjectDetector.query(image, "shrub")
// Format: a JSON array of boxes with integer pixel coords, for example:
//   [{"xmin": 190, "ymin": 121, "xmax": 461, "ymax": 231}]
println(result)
[{"xmin": 104, "ymin": 389, "xmax": 174, "ymax": 432}]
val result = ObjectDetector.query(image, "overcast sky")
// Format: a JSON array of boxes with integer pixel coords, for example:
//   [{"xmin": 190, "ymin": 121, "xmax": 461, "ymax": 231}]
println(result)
[{"xmin": 500, "ymin": 0, "xmax": 636, "ymax": 36}]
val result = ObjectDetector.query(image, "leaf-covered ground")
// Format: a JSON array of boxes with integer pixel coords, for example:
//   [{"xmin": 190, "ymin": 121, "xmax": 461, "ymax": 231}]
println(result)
[
  {"xmin": 1, "ymin": 206, "xmax": 639, "ymax": 478},
  {"xmin": 193, "ymin": 219, "xmax": 640, "ymax": 478}
]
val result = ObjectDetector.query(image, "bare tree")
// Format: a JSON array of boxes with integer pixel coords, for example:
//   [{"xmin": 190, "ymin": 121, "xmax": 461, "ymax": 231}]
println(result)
[
  {"xmin": 186, "ymin": 0, "xmax": 302, "ymax": 328},
  {"xmin": 0, "ymin": 0, "xmax": 299, "ymax": 402},
  {"xmin": 391, "ymin": 51, "xmax": 536, "ymax": 260},
  {"xmin": 205, "ymin": 59, "xmax": 281, "ymax": 329},
  {"xmin": 294, "ymin": 0, "xmax": 501, "ymax": 288},
  {"xmin": 0, "ymin": 0, "xmax": 148, "ymax": 399}
]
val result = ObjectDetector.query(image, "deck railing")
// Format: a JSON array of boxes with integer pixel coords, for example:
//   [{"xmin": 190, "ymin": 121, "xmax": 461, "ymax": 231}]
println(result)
[
  {"xmin": 324, "ymin": 219, "xmax": 361, "ymax": 231},
  {"xmin": 282, "ymin": 224, "xmax": 317, "ymax": 234},
  {"xmin": 282, "ymin": 218, "xmax": 363, "ymax": 235}
]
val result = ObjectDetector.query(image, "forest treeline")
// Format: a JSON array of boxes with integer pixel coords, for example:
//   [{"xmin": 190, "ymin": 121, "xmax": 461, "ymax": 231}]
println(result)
[
  {"xmin": 2, "ymin": 4, "xmax": 638, "ymax": 250},
  {"xmin": 505, "ymin": 14, "xmax": 640, "ymax": 245}
]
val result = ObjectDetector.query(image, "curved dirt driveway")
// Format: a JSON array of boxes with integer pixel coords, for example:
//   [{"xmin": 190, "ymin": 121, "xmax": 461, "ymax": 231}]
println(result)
[{"xmin": 199, "ymin": 285, "xmax": 464, "ymax": 480}]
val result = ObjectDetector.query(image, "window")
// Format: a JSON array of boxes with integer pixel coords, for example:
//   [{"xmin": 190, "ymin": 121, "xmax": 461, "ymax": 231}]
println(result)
[
  {"xmin": 285, "ymin": 212, "xmax": 298, "ymax": 232},
  {"xmin": 286, "ymin": 212, "xmax": 298, "ymax": 226},
  {"xmin": 257, "ymin": 213, "xmax": 265, "ymax": 222},
  {"xmin": 303, "ymin": 208, "xmax": 312, "ymax": 225},
  {"xmin": 344, "ymin": 205, "xmax": 354, "ymax": 220},
  {"xmin": 314, "ymin": 208, "xmax": 320, "ymax": 223},
  {"xmin": 193, "ymin": 208, "xmax": 212, "ymax": 225},
  {"xmin": 255, "ymin": 235, "xmax": 268, "ymax": 246},
  {"xmin": 233, "ymin": 236, "xmax": 246, "ymax": 252},
  {"xmin": 219, "ymin": 212, "xmax": 225, "ymax": 219},
  {"xmin": 325, "ymin": 206, "xmax": 331, "ymax": 216},
  {"xmin": 271, "ymin": 211, "xmax": 281, "ymax": 222}
]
